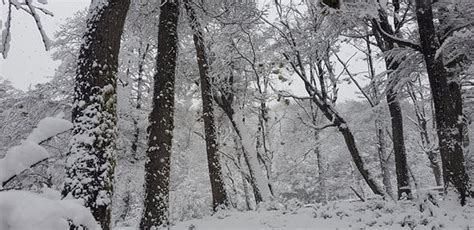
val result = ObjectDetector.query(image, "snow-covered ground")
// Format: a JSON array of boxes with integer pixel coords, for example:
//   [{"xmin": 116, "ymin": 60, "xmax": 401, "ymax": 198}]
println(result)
[
  {"xmin": 117, "ymin": 196, "xmax": 474, "ymax": 230},
  {"xmin": 0, "ymin": 189, "xmax": 98, "ymax": 230}
]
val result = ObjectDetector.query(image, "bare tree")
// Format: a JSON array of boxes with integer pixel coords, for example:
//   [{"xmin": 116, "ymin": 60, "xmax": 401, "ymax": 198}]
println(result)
[
  {"xmin": 183, "ymin": 0, "xmax": 229, "ymax": 210},
  {"xmin": 266, "ymin": 2, "xmax": 385, "ymax": 196}
]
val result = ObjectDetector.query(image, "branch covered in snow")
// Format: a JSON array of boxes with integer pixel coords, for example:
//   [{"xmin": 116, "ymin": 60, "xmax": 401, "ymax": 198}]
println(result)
[
  {"xmin": 0, "ymin": 0, "xmax": 53, "ymax": 58},
  {"xmin": 0, "ymin": 114, "xmax": 72, "ymax": 188}
]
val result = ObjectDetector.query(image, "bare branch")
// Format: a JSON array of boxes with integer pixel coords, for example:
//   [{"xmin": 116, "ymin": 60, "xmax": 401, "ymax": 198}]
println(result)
[
  {"xmin": 372, "ymin": 19, "xmax": 421, "ymax": 51},
  {"xmin": 334, "ymin": 52, "xmax": 374, "ymax": 107}
]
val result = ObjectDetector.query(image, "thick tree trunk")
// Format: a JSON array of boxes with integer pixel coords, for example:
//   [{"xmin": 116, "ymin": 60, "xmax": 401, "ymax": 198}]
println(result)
[
  {"xmin": 61, "ymin": 1, "xmax": 130, "ymax": 229},
  {"xmin": 372, "ymin": 7, "xmax": 412, "ymax": 199},
  {"xmin": 183, "ymin": 0, "xmax": 229, "ymax": 211},
  {"xmin": 386, "ymin": 71, "xmax": 411, "ymax": 199},
  {"xmin": 140, "ymin": 0, "xmax": 179, "ymax": 228},
  {"xmin": 415, "ymin": 0, "xmax": 471, "ymax": 204}
]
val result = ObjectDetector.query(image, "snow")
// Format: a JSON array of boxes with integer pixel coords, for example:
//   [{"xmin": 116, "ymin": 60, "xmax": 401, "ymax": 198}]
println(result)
[
  {"xmin": 114, "ymin": 196, "xmax": 474, "ymax": 230},
  {"xmin": 0, "ymin": 190, "xmax": 99, "ymax": 230},
  {"xmin": 0, "ymin": 114, "xmax": 72, "ymax": 187},
  {"xmin": 0, "ymin": 141, "xmax": 49, "ymax": 184},
  {"xmin": 27, "ymin": 114, "xmax": 73, "ymax": 143}
]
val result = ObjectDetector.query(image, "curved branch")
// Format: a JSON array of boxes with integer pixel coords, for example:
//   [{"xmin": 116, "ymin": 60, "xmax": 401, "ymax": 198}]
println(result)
[{"xmin": 372, "ymin": 19, "xmax": 421, "ymax": 51}]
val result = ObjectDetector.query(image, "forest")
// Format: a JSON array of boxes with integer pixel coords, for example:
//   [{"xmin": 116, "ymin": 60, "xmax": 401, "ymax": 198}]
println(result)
[{"xmin": 0, "ymin": 0, "xmax": 473, "ymax": 229}]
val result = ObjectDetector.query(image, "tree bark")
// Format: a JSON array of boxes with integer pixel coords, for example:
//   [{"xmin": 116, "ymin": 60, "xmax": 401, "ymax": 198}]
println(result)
[
  {"xmin": 415, "ymin": 0, "xmax": 471, "ymax": 204},
  {"xmin": 61, "ymin": 1, "xmax": 130, "ymax": 229},
  {"xmin": 375, "ymin": 118, "xmax": 394, "ymax": 198},
  {"xmin": 140, "ymin": 0, "xmax": 179, "ymax": 228},
  {"xmin": 386, "ymin": 69, "xmax": 411, "ymax": 199},
  {"xmin": 183, "ymin": 0, "xmax": 229, "ymax": 211},
  {"xmin": 372, "ymin": 6, "xmax": 412, "ymax": 199}
]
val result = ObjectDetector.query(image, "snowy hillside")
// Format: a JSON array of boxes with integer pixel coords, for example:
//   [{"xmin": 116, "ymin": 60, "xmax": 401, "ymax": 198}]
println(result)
[{"xmin": 115, "ymin": 196, "xmax": 474, "ymax": 230}]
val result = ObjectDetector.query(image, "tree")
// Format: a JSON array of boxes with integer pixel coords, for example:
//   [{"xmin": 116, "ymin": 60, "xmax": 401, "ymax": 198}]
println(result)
[
  {"xmin": 140, "ymin": 0, "xmax": 180, "ymax": 228},
  {"xmin": 414, "ymin": 0, "xmax": 472, "ymax": 204},
  {"xmin": 371, "ymin": 0, "xmax": 412, "ymax": 199},
  {"xmin": 61, "ymin": 0, "xmax": 130, "ymax": 229},
  {"xmin": 406, "ymin": 79, "xmax": 442, "ymax": 187},
  {"xmin": 266, "ymin": 1, "xmax": 385, "ymax": 196},
  {"xmin": 334, "ymin": 36, "xmax": 395, "ymax": 198},
  {"xmin": 200, "ymin": 2, "xmax": 273, "ymax": 204},
  {"xmin": 183, "ymin": 0, "xmax": 229, "ymax": 211}
]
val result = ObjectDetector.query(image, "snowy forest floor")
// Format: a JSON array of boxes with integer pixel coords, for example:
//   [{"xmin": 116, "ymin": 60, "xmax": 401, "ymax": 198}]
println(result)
[{"xmin": 116, "ymin": 195, "xmax": 474, "ymax": 230}]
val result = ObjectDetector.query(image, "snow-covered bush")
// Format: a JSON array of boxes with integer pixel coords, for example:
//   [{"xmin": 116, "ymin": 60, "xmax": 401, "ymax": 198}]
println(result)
[
  {"xmin": 0, "ymin": 115, "xmax": 97, "ymax": 229},
  {"xmin": 0, "ymin": 114, "xmax": 72, "ymax": 188},
  {"xmin": 0, "ymin": 189, "xmax": 99, "ymax": 230}
]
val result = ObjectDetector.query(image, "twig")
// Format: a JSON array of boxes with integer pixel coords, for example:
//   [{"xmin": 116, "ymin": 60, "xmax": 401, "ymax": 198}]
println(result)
[{"xmin": 350, "ymin": 186, "xmax": 365, "ymax": 202}]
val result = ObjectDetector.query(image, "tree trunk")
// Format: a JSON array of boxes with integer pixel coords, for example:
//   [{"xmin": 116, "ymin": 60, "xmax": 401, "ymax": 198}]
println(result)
[
  {"xmin": 420, "ymin": 112, "xmax": 443, "ymax": 187},
  {"xmin": 140, "ymin": 0, "xmax": 179, "ymax": 228},
  {"xmin": 407, "ymin": 82, "xmax": 443, "ymax": 186},
  {"xmin": 364, "ymin": 33, "xmax": 394, "ymax": 198},
  {"xmin": 464, "ymin": 122, "xmax": 474, "ymax": 185},
  {"xmin": 216, "ymin": 98, "xmax": 272, "ymax": 204},
  {"xmin": 304, "ymin": 92, "xmax": 385, "ymax": 196},
  {"xmin": 386, "ymin": 72, "xmax": 411, "ymax": 199},
  {"xmin": 235, "ymin": 135, "xmax": 253, "ymax": 210},
  {"xmin": 183, "ymin": 0, "xmax": 229, "ymax": 211},
  {"xmin": 315, "ymin": 131, "xmax": 327, "ymax": 203},
  {"xmin": 213, "ymin": 64, "xmax": 272, "ymax": 204},
  {"xmin": 232, "ymin": 110, "xmax": 272, "ymax": 203},
  {"xmin": 415, "ymin": 0, "xmax": 471, "ymax": 204},
  {"xmin": 62, "ymin": 1, "xmax": 130, "ymax": 229},
  {"xmin": 375, "ymin": 118, "xmax": 394, "ymax": 198},
  {"xmin": 130, "ymin": 43, "xmax": 149, "ymax": 159},
  {"xmin": 372, "ymin": 7, "xmax": 412, "ymax": 199},
  {"xmin": 256, "ymin": 102, "xmax": 275, "ymax": 196}
]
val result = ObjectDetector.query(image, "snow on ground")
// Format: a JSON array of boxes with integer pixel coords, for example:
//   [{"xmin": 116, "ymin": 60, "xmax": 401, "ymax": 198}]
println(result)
[
  {"xmin": 0, "ymin": 189, "xmax": 99, "ymax": 230},
  {"xmin": 116, "ymin": 195, "xmax": 474, "ymax": 230}
]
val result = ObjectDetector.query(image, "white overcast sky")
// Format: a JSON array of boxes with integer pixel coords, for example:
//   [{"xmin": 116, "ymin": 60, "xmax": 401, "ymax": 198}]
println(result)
[
  {"xmin": 0, "ymin": 0, "xmax": 367, "ymax": 101},
  {"xmin": 0, "ymin": 0, "xmax": 89, "ymax": 90}
]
